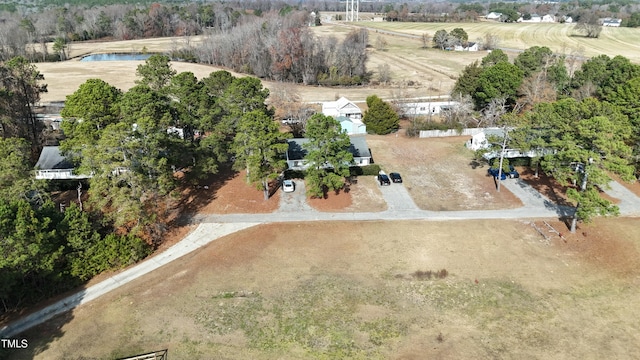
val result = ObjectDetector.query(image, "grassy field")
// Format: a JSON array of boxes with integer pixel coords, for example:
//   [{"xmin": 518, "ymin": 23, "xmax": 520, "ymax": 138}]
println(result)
[
  {"xmin": 13, "ymin": 219, "xmax": 640, "ymax": 359},
  {"xmin": 355, "ymin": 21, "xmax": 640, "ymax": 63}
]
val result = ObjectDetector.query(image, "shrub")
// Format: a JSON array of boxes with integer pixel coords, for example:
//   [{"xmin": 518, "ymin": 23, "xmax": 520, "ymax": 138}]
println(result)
[{"xmin": 350, "ymin": 164, "xmax": 380, "ymax": 176}]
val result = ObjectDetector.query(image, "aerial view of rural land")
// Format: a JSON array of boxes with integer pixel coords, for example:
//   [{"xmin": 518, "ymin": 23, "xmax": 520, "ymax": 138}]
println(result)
[{"xmin": 1, "ymin": 0, "xmax": 640, "ymax": 358}]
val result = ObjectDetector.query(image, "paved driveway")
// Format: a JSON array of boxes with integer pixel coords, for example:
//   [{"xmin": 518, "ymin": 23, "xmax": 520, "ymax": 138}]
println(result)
[
  {"xmin": 278, "ymin": 180, "xmax": 315, "ymax": 213},
  {"xmin": 377, "ymin": 182, "xmax": 420, "ymax": 211}
]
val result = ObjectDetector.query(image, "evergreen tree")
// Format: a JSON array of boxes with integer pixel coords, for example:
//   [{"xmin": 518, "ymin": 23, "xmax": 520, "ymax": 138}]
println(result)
[
  {"xmin": 363, "ymin": 95, "xmax": 399, "ymax": 135},
  {"xmin": 232, "ymin": 110, "xmax": 291, "ymax": 200},
  {"xmin": 304, "ymin": 114, "xmax": 353, "ymax": 198}
]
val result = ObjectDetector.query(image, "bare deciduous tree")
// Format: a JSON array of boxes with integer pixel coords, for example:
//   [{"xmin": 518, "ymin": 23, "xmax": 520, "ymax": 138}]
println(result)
[
  {"xmin": 377, "ymin": 64, "xmax": 391, "ymax": 84},
  {"xmin": 478, "ymin": 97, "xmax": 508, "ymax": 128}
]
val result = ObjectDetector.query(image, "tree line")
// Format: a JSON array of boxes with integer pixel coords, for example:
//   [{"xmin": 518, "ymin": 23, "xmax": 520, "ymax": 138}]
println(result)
[
  {"xmin": 0, "ymin": 54, "xmax": 293, "ymax": 317},
  {"xmin": 451, "ymin": 47, "xmax": 640, "ymax": 230},
  {"xmin": 196, "ymin": 11, "xmax": 369, "ymax": 85}
]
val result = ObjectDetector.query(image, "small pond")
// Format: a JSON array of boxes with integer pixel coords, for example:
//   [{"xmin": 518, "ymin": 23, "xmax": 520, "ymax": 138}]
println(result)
[{"xmin": 80, "ymin": 53, "xmax": 154, "ymax": 61}]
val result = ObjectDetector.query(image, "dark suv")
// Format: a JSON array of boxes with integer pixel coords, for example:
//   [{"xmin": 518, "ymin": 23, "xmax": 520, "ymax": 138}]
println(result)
[
  {"xmin": 389, "ymin": 172, "xmax": 403, "ymax": 183},
  {"xmin": 378, "ymin": 173, "xmax": 391, "ymax": 186}
]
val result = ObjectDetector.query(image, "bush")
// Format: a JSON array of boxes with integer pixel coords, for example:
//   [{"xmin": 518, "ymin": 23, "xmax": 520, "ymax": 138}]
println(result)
[
  {"xmin": 350, "ymin": 164, "xmax": 380, "ymax": 176},
  {"xmin": 284, "ymin": 169, "xmax": 306, "ymax": 179}
]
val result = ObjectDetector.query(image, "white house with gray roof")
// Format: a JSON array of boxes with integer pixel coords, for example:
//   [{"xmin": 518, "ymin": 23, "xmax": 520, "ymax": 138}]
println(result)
[
  {"xmin": 286, "ymin": 136, "xmax": 371, "ymax": 170},
  {"xmin": 34, "ymin": 146, "xmax": 91, "ymax": 180}
]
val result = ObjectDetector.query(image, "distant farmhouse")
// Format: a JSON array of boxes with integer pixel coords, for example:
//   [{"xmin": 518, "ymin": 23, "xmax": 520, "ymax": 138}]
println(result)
[
  {"xmin": 454, "ymin": 42, "xmax": 479, "ymax": 52},
  {"xmin": 518, "ymin": 14, "xmax": 556, "ymax": 22},
  {"xmin": 286, "ymin": 136, "xmax": 372, "ymax": 170},
  {"xmin": 485, "ymin": 12, "xmax": 503, "ymax": 21},
  {"xmin": 602, "ymin": 18, "xmax": 622, "ymax": 27}
]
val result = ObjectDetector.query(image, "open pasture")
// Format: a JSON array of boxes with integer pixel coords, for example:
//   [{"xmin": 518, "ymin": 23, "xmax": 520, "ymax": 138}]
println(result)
[{"xmin": 359, "ymin": 21, "xmax": 640, "ymax": 63}]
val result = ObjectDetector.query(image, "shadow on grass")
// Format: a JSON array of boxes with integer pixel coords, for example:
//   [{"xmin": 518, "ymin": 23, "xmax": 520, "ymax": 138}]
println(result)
[
  {"xmin": 0, "ymin": 288, "xmax": 80, "ymax": 360},
  {"xmin": 518, "ymin": 168, "xmax": 573, "ymax": 207}
]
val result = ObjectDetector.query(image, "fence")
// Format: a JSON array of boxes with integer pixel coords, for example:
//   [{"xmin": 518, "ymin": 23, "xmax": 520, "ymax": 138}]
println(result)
[{"xmin": 418, "ymin": 128, "xmax": 483, "ymax": 138}]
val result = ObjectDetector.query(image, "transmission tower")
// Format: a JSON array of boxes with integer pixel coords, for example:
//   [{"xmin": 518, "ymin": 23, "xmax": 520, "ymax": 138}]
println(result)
[{"xmin": 346, "ymin": 0, "xmax": 359, "ymax": 22}]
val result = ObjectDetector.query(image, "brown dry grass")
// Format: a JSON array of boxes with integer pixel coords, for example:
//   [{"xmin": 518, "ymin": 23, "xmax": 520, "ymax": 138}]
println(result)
[
  {"xmin": 16, "ymin": 219, "xmax": 640, "ymax": 359},
  {"xmin": 308, "ymin": 176, "xmax": 387, "ymax": 212},
  {"xmin": 367, "ymin": 134, "xmax": 522, "ymax": 210}
]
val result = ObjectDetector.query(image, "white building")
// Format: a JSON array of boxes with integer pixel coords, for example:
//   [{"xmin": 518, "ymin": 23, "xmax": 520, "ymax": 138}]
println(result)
[
  {"xmin": 602, "ymin": 18, "xmax": 622, "ymax": 27},
  {"xmin": 322, "ymin": 97, "xmax": 362, "ymax": 120},
  {"xmin": 454, "ymin": 42, "xmax": 479, "ymax": 51},
  {"xmin": 399, "ymin": 101, "xmax": 459, "ymax": 117}
]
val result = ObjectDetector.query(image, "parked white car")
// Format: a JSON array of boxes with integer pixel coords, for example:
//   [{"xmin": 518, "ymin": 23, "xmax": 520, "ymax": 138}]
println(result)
[{"xmin": 282, "ymin": 179, "xmax": 295, "ymax": 193}]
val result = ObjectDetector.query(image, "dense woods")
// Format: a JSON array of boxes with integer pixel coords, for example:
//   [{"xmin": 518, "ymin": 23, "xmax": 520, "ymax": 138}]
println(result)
[{"xmin": 0, "ymin": 54, "xmax": 282, "ymax": 317}]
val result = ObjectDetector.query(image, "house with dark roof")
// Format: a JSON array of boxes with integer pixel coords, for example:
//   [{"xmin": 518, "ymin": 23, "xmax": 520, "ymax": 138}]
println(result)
[
  {"xmin": 286, "ymin": 136, "xmax": 372, "ymax": 170},
  {"xmin": 34, "ymin": 146, "xmax": 91, "ymax": 180}
]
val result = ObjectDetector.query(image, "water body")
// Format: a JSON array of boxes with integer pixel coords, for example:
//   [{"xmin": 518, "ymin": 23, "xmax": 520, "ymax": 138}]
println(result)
[{"xmin": 80, "ymin": 53, "xmax": 154, "ymax": 61}]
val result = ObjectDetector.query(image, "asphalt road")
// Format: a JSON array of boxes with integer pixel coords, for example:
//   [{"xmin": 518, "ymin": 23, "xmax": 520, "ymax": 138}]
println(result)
[{"xmin": 1, "ymin": 176, "xmax": 637, "ymax": 338}]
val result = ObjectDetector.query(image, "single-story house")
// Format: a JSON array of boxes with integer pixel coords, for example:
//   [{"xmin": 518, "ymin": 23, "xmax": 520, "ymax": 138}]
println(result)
[
  {"xmin": 34, "ymin": 146, "xmax": 91, "ymax": 180},
  {"xmin": 561, "ymin": 15, "xmax": 573, "ymax": 23},
  {"xmin": 465, "ymin": 127, "xmax": 554, "ymax": 160},
  {"xmin": 338, "ymin": 116, "xmax": 367, "ymax": 135},
  {"xmin": 286, "ymin": 136, "xmax": 372, "ymax": 170},
  {"xmin": 602, "ymin": 18, "xmax": 622, "ymax": 27},
  {"xmin": 466, "ymin": 127, "xmax": 506, "ymax": 151},
  {"xmin": 486, "ymin": 12, "xmax": 503, "ymax": 21},
  {"xmin": 322, "ymin": 97, "xmax": 362, "ymax": 120},
  {"xmin": 399, "ymin": 101, "xmax": 460, "ymax": 116},
  {"xmin": 541, "ymin": 14, "xmax": 555, "ymax": 22},
  {"xmin": 454, "ymin": 42, "xmax": 479, "ymax": 52}
]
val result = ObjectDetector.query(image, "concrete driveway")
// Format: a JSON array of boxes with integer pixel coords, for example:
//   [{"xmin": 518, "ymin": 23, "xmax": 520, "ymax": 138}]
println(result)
[
  {"xmin": 377, "ymin": 181, "xmax": 420, "ymax": 211},
  {"xmin": 278, "ymin": 179, "xmax": 315, "ymax": 213}
]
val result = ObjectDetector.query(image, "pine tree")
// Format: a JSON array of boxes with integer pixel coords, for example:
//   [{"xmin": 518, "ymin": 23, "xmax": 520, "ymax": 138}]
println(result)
[{"xmin": 363, "ymin": 95, "xmax": 399, "ymax": 135}]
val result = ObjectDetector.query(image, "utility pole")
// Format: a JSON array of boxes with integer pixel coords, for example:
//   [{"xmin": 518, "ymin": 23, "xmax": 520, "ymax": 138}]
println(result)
[
  {"xmin": 346, "ymin": 0, "xmax": 359, "ymax": 22},
  {"xmin": 496, "ymin": 126, "xmax": 509, "ymax": 192},
  {"xmin": 570, "ymin": 158, "xmax": 592, "ymax": 233}
]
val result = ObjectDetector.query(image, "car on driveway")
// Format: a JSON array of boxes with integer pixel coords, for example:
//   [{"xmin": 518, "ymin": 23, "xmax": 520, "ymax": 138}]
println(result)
[
  {"xmin": 488, "ymin": 168, "xmax": 507, "ymax": 180},
  {"xmin": 389, "ymin": 172, "xmax": 403, "ymax": 183},
  {"xmin": 282, "ymin": 179, "xmax": 295, "ymax": 192},
  {"xmin": 488, "ymin": 166, "xmax": 519, "ymax": 180},
  {"xmin": 378, "ymin": 173, "xmax": 391, "ymax": 186}
]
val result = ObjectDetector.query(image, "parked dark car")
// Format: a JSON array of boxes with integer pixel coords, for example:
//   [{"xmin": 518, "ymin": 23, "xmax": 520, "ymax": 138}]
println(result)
[
  {"xmin": 488, "ymin": 168, "xmax": 507, "ymax": 180},
  {"xmin": 378, "ymin": 173, "xmax": 391, "ymax": 186},
  {"xmin": 389, "ymin": 172, "xmax": 403, "ymax": 183},
  {"xmin": 488, "ymin": 166, "xmax": 519, "ymax": 180}
]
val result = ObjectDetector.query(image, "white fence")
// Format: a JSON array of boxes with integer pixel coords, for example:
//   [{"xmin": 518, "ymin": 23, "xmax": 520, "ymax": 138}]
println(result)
[
  {"xmin": 35, "ymin": 169, "xmax": 91, "ymax": 180},
  {"xmin": 418, "ymin": 128, "xmax": 483, "ymax": 138}
]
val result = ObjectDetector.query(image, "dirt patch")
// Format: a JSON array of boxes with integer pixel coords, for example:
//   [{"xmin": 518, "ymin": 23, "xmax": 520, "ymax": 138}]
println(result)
[
  {"xmin": 519, "ymin": 167, "xmax": 621, "ymax": 206},
  {"xmin": 539, "ymin": 218, "xmax": 640, "ymax": 277},
  {"xmin": 307, "ymin": 176, "xmax": 387, "ymax": 212},
  {"xmin": 18, "ymin": 219, "xmax": 640, "ymax": 360},
  {"xmin": 307, "ymin": 185, "xmax": 353, "ymax": 211},
  {"xmin": 367, "ymin": 134, "xmax": 522, "ymax": 210},
  {"xmin": 518, "ymin": 167, "xmax": 571, "ymax": 206},
  {"xmin": 178, "ymin": 168, "xmax": 279, "ymax": 215}
]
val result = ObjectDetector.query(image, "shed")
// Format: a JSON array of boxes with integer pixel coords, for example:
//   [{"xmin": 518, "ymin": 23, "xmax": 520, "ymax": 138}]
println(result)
[{"xmin": 337, "ymin": 116, "xmax": 367, "ymax": 135}]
